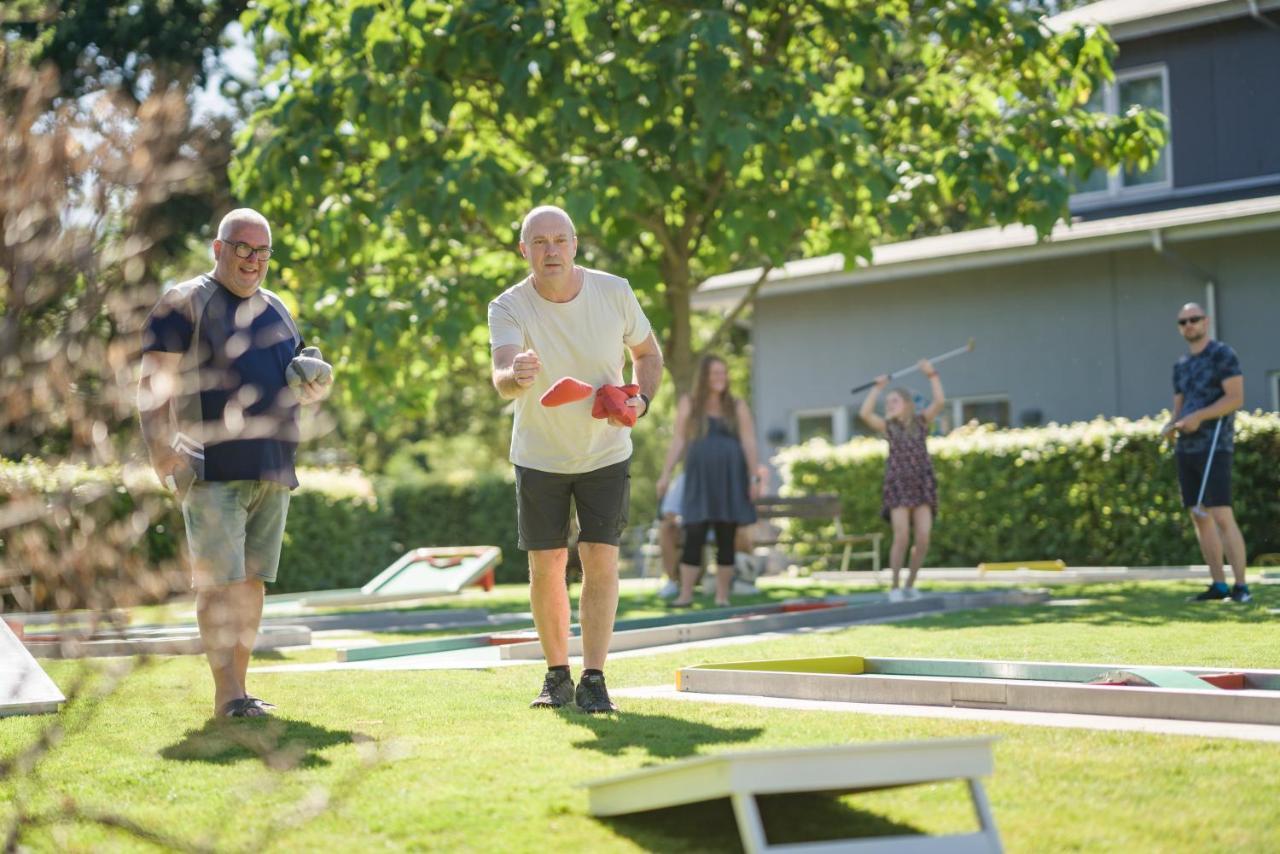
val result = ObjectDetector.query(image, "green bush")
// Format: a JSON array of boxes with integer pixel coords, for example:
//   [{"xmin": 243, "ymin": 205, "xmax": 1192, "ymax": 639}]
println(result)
[
  {"xmin": 383, "ymin": 475, "xmax": 522, "ymax": 584},
  {"xmin": 777, "ymin": 412, "xmax": 1280, "ymax": 568},
  {"xmin": 0, "ymin": 460, "xmax": 529, "ymax": 603}
]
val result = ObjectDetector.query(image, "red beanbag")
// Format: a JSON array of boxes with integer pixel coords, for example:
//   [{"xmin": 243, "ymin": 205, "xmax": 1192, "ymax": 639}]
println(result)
[
  {"xmin": 592, "ymin": 383, "xmax": 641, "ymax": 427},
  {"xmin": 539, "ymin": 376, "xmax": 594, "ymax": 407}
]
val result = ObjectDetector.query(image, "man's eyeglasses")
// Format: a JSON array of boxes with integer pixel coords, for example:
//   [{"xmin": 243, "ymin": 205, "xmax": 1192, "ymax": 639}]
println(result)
[
  {"xmin": 223, "ymin": 240, "xmax": 273, "ymax": 261},
  {"xmin": 1177, "ymin": 316, "xmax": 1205, "ymax": 326}
]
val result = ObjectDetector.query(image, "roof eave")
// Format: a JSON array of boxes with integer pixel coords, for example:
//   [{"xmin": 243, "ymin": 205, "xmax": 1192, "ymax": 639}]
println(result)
[
  {"xmin": 1048, "ymin": 0, "xmax": 1280, "ymax": 42},
  {"xmin": 691, "ymin": 203, "xmax": 1280, "ymax": 310}
]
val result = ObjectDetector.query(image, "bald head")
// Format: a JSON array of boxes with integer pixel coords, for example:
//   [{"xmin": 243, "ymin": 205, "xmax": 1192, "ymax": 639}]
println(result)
[
  {"xmin": 218, "ymin": 208, "xmax": 271, "ymax": 242},
  {"xmin": 520, "ymin": 206, "xmax": 575, "ymax": 244},
  {"xmin": 1176, "ymin": 302, "xmax": 1209, "ymax": 343}
]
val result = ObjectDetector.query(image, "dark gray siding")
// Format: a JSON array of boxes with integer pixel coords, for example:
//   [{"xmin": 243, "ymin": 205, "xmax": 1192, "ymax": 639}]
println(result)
[{"xmin": 1078, "ymin": 16, "xmax": 1280, "ymax": 219}]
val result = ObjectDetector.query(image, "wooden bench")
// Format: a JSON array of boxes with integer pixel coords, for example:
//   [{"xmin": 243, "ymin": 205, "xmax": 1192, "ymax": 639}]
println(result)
[
  {"xmin": 587, "ymin": 737, "xmax": 1002, "ymax": 853},
  {"xmin": 752, "ymin": 494, "xmax": 882, "ymax": 579}
]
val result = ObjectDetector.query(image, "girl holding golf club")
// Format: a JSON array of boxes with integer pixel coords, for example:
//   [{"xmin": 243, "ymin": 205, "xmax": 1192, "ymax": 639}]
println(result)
[{"xmin": 859, "ymin": 360, "xmax": 946, "ymax": 599}]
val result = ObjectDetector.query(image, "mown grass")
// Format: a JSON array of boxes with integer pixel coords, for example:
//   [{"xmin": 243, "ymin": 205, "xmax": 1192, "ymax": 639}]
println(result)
[{"xmin": 2, "ymin": 582, "xmax": 1277, "ymax": 852}]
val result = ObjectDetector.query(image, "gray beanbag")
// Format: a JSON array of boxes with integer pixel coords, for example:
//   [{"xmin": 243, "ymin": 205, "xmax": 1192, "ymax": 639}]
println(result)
[{"xmin": 287, "ymin": 346, "xmax": 334, "ymax": 390}]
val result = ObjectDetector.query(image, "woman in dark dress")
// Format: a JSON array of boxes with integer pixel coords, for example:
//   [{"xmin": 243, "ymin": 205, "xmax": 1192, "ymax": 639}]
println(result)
[
  {"xmin": 657, "ymin": 355, "xmax": 759, "ymax": 606},
  {"xmin": 858, "ymin": 360, "xmax": 946, "ymax": 598}
]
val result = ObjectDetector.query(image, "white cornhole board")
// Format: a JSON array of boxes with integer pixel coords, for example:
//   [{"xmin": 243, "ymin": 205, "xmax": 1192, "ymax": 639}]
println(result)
[
  {"xmin": 587, "ymin": 737, "xmax": 1001, "ymax": 854},
  {"xmin": 1, "ymin": 620, "xmax": 64, "ymax": 716}
]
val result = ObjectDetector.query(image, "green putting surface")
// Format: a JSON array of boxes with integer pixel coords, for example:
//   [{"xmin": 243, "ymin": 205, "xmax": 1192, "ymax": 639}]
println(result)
[{"xmin": 338, "ymin": 600, "xmax": 853, "ymax": 662}]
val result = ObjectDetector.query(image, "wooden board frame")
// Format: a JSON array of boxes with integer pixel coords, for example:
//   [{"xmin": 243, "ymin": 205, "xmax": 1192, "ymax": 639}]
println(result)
[
  {"xmin": 677, "ymin": 656, "xmax": 1280, "ymax": 726},
  {"xmin": 587, "ymin": 737, "xmax": 1002, "ymax": 853}
]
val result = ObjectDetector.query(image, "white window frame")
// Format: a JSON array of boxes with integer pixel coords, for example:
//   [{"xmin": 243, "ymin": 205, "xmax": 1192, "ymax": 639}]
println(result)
[
  {"xmin": 1071, "ymin": 63, "xmax": 1173, "ymax": 208},
  {"xmin": 791, "ymin": 407, "xmax": 850, "ymax": 445},
  {"xmin": 951, "ymin": 395, "xmax": 1012, "ymax": 430}
]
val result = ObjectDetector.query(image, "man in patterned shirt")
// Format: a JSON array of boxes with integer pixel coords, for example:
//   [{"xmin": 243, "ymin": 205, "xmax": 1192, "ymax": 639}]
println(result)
[{"xmin": 1162, "ymin": 303, "xmax": 1250, "ymax": 603}]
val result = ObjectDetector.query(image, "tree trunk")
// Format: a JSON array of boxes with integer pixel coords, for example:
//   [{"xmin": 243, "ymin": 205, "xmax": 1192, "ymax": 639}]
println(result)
[{"xmin": 661, "ymin": 254, "xmax": 697, "ymax": 397}]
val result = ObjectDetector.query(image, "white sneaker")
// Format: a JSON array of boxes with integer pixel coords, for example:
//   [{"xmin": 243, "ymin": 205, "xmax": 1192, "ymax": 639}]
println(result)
[
  {"xmin": 657, "ymin": 581, "xmax": 679, "ymax": 600},
  {"xmin": 887, "ymin": 589, "xmax": 905, "ymax": 602},
  {"xmin": 903, "ymin": 588, "xmax": 923, "ymax": 600}
]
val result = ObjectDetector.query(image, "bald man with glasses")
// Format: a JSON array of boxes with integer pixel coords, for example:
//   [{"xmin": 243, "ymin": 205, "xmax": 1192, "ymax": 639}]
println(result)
[
  {"xmin": 1162, "ymin": 303, "xmax": 1250, "ymax": 603},
  {"xmin": 139, "ymin": 208, "xmax": 333, "ymax": 717}
]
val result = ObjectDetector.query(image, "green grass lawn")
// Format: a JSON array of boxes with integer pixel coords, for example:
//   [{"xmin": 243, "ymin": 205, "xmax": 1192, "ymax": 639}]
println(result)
[{"xmin": 3, "ymin": 582, "xmax": 1278, "ymax": 852}]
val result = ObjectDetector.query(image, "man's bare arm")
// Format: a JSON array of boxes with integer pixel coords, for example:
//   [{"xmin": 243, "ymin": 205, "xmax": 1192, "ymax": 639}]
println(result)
[
  {"xmin": 1174, "ymin": 377, "xmax": 1245, "ymax": 433},
  {"xmin": 492, "ymin": 345, "xmax": 541, "ymax": 400},
  {"xmin": 628, "ymin": 332, "xmax": 663, "ymax": 409}
]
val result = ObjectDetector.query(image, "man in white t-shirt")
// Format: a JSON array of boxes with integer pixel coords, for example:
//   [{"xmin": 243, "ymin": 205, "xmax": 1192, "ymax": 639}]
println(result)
[{"xmin": 488, "ymin": 205, "xmax": 663, "ymax": 713}]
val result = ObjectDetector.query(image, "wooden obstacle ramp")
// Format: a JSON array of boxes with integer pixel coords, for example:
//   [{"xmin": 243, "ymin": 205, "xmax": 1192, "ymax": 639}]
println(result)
[
  {"xmin": 361, "ymin": 546, "xmax": 501, "ymax": 597},
  {"xmin": 1, "ymin": 619, "xmax": 64, "ymax": 716},
  {"xmin": 587, "ymin": 737, "xmax": 1002, "ymax": 853}
]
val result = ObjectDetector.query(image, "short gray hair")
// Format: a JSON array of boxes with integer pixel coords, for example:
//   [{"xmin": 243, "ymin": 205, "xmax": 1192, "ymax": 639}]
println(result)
[
  {"xmin": 217, "ymin": 208, "xmax": 271, "ymax": 242},
  {"xmin": 520, "ymin": 205, "xmax": 575, "ymax": 244}
]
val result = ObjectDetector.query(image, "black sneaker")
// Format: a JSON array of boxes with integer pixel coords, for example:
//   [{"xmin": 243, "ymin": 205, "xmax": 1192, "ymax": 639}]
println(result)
[
  {"xmin": 575, "ymin": 672, "xmax": 619, "ymax": 714},
  {"xmin": 530, "ymin": 669, "xmax": 575, "ymax": 709},
  {"xmin": 1230, "ymin": 585, "xmax": 1253, "ymax": 604},
  {"xmin": 1191, "ymin": 584, "xmax": 1231, "ymax": 601}
]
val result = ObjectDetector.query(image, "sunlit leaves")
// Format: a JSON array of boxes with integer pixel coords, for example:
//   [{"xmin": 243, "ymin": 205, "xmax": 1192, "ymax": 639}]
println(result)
[{"xmin": 234, "ymin": 0, "xmax": 1164, "ymax": 410}]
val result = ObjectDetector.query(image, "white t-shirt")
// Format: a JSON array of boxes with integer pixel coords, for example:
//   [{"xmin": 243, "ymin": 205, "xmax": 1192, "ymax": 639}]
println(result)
[{"xmin": 488, "ymin": 267, "xmax": 653, "ymax": 473}]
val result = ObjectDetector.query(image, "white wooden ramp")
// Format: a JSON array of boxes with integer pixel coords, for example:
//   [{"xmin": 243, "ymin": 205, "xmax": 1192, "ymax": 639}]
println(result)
[
  {"xmin": 586, "ymin": 737, "xmax": 1001, "ymax": 854},
  {"xmin": 1, "ymin": 619, "xmax": 64, "ymax": 716}
]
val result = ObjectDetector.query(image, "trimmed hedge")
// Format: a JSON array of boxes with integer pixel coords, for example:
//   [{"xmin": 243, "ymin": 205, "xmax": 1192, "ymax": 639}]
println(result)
[
  {"xmin": 383, "ymin": 475, "xmax": 521, "ymax": 585},
  {"xmin": 776, "ymin": 412, "xmax": 1280, "ymax": 568},
  {"xmin": 0, "ymin": 461, "xmax": 526, "ymax": 604}
]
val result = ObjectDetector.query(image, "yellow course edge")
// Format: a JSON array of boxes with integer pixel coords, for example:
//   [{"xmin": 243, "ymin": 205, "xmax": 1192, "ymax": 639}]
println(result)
[{"xmin": 977, "ymin": 559, "xmax": 1066, "ymax": 574}]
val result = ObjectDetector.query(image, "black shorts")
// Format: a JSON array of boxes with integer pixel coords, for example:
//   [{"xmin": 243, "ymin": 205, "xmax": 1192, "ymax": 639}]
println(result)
[
  {"xmin": 1176, "ymin": 450, "xmax": 1232, "ymax": 508},
  {"xmin": 514, "ymin": 458, "xmax": 631, "ymax": 550}
]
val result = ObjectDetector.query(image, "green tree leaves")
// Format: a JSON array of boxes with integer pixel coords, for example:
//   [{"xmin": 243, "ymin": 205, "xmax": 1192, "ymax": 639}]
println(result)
[{"xmin": 233, "ymin": 0, "xmax": 1164, "ymax": 423}]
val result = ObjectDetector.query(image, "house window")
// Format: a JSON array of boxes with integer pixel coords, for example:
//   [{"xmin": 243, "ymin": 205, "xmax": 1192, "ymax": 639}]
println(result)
[
  {"xmin": 792, "ymin": 407, "xmax": 850, "ymax": 445},
  {"xmin": 1071, "ymin": 64, "xmax": 1172, "ymax": 201},
  {"xmin": 1270, "ymin": 371, "xmax": 1280, "ymax": 411},
  {"xmin": 952, "ymin": 395, "xmax": 1011, "ymax": 429}
]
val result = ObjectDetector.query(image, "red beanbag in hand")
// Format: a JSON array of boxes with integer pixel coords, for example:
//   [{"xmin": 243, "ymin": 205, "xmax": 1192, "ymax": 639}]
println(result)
[
  {"xmin": 592, "ymin": 383, "xmax": 641, "ymax": 427},
  {"xmin": 539, "ymin": 376, "xmax": 594, "ymax": 407}
]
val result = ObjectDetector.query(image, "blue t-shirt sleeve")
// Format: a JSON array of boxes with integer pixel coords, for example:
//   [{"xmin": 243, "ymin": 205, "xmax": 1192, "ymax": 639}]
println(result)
[
  {"xmin": 1171, "ymin": 361, "xmax": 1183, "ymax": 395},
  {"xmin": 142, "ymin": 290, "xmax": 193, "ymax": 354},
  {"xmin": 1215, "ymin": 345, "xmax": 1242, "ymax": 382}
]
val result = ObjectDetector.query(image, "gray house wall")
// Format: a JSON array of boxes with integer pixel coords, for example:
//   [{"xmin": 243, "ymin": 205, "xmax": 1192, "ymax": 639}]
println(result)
[{"xmin": 751, "ymin": 229, "xmax": 1280, "ymax": 461}]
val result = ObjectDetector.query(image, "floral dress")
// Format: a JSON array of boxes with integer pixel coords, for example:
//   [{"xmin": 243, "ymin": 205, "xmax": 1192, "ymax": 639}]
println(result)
[{"xmin": 881, "ymin": 414, "xmax": 938, "ymax": 521}]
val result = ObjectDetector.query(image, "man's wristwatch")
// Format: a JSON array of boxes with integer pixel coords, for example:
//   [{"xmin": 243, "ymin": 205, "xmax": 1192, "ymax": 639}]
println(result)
[{"xmin": 637, "ymin": 393, "xmax": 651, "ymax": 418}]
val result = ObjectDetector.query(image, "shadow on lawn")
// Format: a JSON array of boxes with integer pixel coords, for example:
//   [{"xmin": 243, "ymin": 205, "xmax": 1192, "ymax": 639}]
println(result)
[
  {"xmin": 601, "ymin": 791, "xmax": 923, "ymax": 852},
  {"xmin": 565, "ymin": 709, "xmax": 762, "ymax": 759},
  {"xmin": 161, "ymin": 717, "xmax": 364, "ymax": 770},
  {"xmin": 910, "ymin": 583, "xmax": 1271, "ymax": 631}
]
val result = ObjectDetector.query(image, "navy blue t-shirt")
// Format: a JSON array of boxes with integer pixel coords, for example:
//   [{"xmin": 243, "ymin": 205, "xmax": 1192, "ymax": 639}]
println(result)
[
  {"xmin": 1172, "ymin": 339, "xmax": 1241, "ymax": 456},
  {"xmin": 143, "ymin": 275, "xmax": 303, "ymax": 487}
]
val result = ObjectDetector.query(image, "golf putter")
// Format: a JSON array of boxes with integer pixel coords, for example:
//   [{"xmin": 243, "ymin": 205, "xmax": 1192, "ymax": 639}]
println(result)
[
  {"xmin": 1191, "ymin": 418, "xmax": 1224, "ymax": 518},
  {"xmin": 851, "ymin": 338, "xmax": 975, "ymax": 394}
]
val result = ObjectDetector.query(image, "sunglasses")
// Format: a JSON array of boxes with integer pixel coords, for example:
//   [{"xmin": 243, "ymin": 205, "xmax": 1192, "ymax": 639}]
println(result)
[{"xmin": 1177, "ymin": 316, "xmax": 1205, "ymax": 326}]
